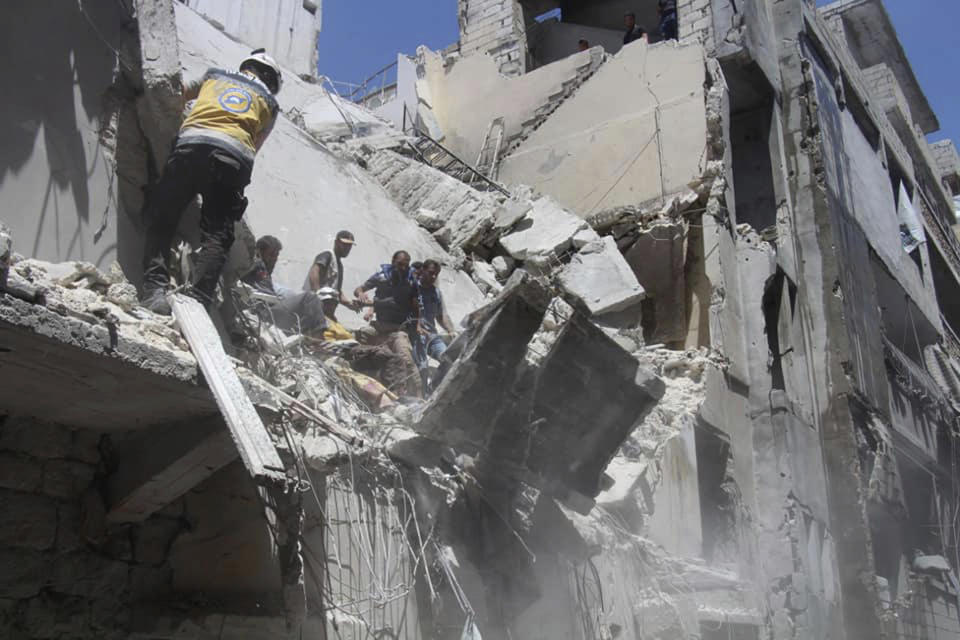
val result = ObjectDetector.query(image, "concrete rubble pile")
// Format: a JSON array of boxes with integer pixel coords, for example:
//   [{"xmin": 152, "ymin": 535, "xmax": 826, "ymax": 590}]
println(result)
[{"xmin": 6, "ymin": 0, "xmax": 960, "ymax": 637}]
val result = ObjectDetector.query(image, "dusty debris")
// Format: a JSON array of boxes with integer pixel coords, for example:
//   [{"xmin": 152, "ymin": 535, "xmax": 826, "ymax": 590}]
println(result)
[{"xmin": 559, "ymin": 236, "xmax": 646, "ymax": 315}]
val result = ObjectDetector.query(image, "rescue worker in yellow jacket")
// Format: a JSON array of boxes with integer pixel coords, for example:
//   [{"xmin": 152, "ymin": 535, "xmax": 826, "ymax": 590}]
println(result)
[{"xmin": 141, "ymin": 49, "xmax": 282, "ymax": 314}]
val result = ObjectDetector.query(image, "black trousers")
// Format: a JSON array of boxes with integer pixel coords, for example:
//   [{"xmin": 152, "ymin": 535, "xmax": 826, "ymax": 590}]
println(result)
[{"xmin": 142, "ymin": 142, "xmax": 250, "ymax": 304}]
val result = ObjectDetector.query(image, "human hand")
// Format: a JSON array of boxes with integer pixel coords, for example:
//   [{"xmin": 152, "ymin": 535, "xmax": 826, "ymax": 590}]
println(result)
[{"xmin": 363, "ymin": 307, "xmax": 374, "ymax": 322}]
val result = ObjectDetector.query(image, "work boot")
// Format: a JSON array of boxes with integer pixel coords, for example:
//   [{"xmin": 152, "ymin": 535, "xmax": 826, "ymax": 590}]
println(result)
[{"xmin": 141, "ymin": 287, "xmax": 171, "ymax": 316}]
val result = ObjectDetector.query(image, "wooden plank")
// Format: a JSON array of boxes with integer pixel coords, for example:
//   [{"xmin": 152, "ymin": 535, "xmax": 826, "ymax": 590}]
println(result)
[
  {"xmin": 168, "ymin": 293, "xmax": 286, "ymax": 485},
  {"xmin": 106, "ymin": 415, "xmax": 237, "ymax": 523}
]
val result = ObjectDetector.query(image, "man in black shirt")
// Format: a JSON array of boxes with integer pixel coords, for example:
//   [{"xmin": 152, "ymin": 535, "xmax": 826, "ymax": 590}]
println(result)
[
  {"xmin": 623, "ymin": 11, "xmax": 648, "ymax": 45},
  {"xmin": 354, "ymin": 250, "xmax": 417, "ymax": 328}
]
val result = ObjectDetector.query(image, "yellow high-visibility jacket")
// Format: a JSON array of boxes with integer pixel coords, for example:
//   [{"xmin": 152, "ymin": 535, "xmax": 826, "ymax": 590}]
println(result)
[{"xmin": 178, "ymin": 68, "xmax": 279, "ymax": 168}]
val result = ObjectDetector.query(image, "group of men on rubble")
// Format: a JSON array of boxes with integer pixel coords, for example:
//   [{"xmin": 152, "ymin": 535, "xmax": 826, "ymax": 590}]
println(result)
[
  {"xmin": 241, "ymin": 230, "xmax": 456, "ymax": 397},
  {"xmin": 136, "ymin": 48, "xmax": 455, "ymax": 400}
]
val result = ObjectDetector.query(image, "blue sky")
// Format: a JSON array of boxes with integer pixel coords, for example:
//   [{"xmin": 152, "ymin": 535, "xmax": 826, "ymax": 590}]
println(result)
[{"xmin": 316, "ymin": 0, "xmax": 958, "ymax": 145}]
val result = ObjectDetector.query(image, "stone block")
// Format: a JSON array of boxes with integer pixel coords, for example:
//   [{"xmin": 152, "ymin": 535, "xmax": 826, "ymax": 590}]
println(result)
[
  {"xmin": 22, "ymin": 592, "xmax": 91, "ymax": 639},
  {"xmin": 414, "ymin": 207, "xmax": 445, "ymax": 231},
  {"xmin": 0, "ymin": 451, "xmax": 42, "ymax": 492},
  {"xmin": 0, "ymin": 490, "xmax": 57, "ymax": 550},
  {"xmin": 559, "ymin": 237, "xmax": 646, "ymax": 315},
  {"xmin": 471, "ymin": 259, "xmax": 503, "ymax": 296},
  {"xmin": 50, "ymin": 553, "xmax": 130, "ymax": 598},
  {"xmin": 70, "ymin": 430, "xmax": 101, "ymax": 465},
  {"xmin": 491, "ymin": 255, "xmax": 515, "ymax": 279},
  {"xmin": 0, "ymin": 548, "xmax": 47, "ymax": 598},
  {"xmin": 416, "ymin": 277, "xmax": 665, "ymax": 500},
  {"xmin": 0, "ymin": 415, "xmax": 72, "ymax": 459},
  {"xmin": 42, "ymin": 460, "xmax": 96, "ymax": 499},
  {"xmin": 56, "ymin": 503, "xmax": 84, "ymax": 553},
  {"xmin": 499, "ymin": 197, "xmax": 589, "ymax": 260}
]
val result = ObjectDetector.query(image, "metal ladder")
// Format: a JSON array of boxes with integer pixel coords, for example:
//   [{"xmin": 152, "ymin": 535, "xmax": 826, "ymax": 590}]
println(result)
[
  {"xmin": 471, "ymin": 117, "xmax": 505, "ymax": 185},
  {"xmin": 401, "ymin": 105, "xmax": 510, "ymax": 195}
]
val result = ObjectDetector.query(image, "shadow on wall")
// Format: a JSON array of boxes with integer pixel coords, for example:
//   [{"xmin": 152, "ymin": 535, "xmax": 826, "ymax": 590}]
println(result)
[{"xmin": 0, "ymin": 0, "xmax": 130, "ymax": 265}]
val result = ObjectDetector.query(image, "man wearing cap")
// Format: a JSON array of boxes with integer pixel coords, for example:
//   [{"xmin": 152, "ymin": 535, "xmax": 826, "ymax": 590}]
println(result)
[{"xmin": 303, "ymin": 230, "xmax": 359, "ymax": 315}]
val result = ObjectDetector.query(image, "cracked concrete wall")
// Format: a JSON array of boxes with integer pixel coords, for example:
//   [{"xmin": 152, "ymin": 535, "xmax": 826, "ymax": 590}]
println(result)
[
  {"xmin": 498, "ymin": 41, "xmax": 708, "ymax": 219},
  {"xmin": 419, "ymin": 46, "xmax": 603, "ymax": 170},
  {"xmin": 0, "ymin": 1, "xmax": 142, "ymax": 276}
]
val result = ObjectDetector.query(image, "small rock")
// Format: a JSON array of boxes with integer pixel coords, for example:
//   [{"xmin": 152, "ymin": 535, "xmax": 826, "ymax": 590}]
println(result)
[
  {"xmin": 470, "ymin": 259, "xmax": 502, "ymax": 296},
  {"xmin": 106, "ymin": 282, "xmax": 139, "ymax": 311},
  {"xmin": 414, "ymin": 207, "xmax": 445, "ymax": 231},
  {"xmin": 491, "ymin": 255, "xmax": 515, "ymax": 280}
]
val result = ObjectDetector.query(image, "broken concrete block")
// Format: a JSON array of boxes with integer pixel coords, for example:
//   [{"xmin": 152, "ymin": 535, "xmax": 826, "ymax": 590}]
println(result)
[
  {"xmin": 499, "ymin": 197, "xmax": 590, "ymax": 260},
  {"xmin": 571, "ymin": 227, "xmax": 601, "ymax": 249},
  {"xmin": 559, "ymin": 237, "xmax": 646, "ymax": 315},
  {"xmin": 490, "ymin": 199, "xmax": 532, "ymax": 236},
  {"xmin": 471, "ymin": 259, "xmax": 503, "ymax": 295},
  {"xmin": 0, "ymin": 452, "xmax": 42, "ymax": 493},
  {"xmin": 0, "ymin": 549, "xmax": 47, "ymax": 598},
  {"xmin": 414, "ymin": 207, "xmax": 445, "ymax": 231},
  {"xmin": 434, "ymin": 199, "xmax": 494, "ymax": 250},
  {"xmin": 416, "ymin": 277, "xmax": 665, "ymax": 500},
  {"xmin": 491, "ymin": 255, "xmax": 515, "ymax": 280},
  {"xmin": 0, "ymin": 490, "xmax": 57, "ymax": 551},
  {"xmin": 623, "ymin": 222, "xmax": 687, "ymax": 344}
]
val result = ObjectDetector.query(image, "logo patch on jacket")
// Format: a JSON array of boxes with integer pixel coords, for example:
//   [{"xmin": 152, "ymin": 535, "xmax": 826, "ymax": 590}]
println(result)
[{"xmin": 218, "ymin": 88, "xmax": 253, "ymax": 113}]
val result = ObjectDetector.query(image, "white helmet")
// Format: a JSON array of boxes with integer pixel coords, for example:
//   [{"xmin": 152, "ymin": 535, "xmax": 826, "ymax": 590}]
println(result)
[
  {"xmin": 316, "ymin": 287, "xmax": 338, "ymax": 301},
  {"xmin": 240, "ymin": 49, "xmax": 282, "ymax": 94}
]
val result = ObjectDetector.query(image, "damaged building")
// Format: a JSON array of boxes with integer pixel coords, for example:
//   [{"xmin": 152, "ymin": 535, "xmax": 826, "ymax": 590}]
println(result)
[{"xmin": 3, "ymin": 0, "xmax": 960, "ymax": 638}]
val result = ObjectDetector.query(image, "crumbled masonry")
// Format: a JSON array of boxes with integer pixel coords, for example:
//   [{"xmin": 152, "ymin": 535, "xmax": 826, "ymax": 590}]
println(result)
[{"xmin": 4, "ymin": 0, "xmax": 960, "ymax": 638}]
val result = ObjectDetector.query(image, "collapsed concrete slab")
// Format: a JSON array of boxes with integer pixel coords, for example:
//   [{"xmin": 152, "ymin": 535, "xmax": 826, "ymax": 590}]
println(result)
[
  {"xmin": 559, "ymin": 236, "xmax": 646, "ymax": 315},
  {"xmin": 499, "ymin": 197, "xmax": 597, "ymax": 261},
  {"xmin": 414, "ymin": 274, "xmax": 665, "ymax": 503},
  {"xmin": 498, "ymin": 41, "xmax": 708, "ymax": 218}
]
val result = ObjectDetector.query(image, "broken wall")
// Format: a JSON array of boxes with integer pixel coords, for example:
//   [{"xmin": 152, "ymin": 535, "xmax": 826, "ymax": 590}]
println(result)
[
  {"xmin": 0, "ymin": 414, "xmax": 176, "ymax": 639},
  {"xmin": 0, "ymin": 1, "xmax": 141, "ymax": 276},
  {"xmin": 419, "ymin": 46, "xmax": 603, "ymax": 172},
  {"xmin": 527, "ymin": 19, "xmax": 623, "ymax": 68},
  {"xmin": 180, "ymin": 0, "xmax": 322, "ymax": 79},
  {"xmin": 498, "ymin": 41, "xmax": 708, "ymax": 218}
]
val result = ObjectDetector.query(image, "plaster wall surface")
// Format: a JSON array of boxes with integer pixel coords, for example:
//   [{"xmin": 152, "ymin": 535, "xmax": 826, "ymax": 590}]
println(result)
[
  {"xmin": 819, "ymin": 0, "xmax": 938, "ymax": 134},
  {"xmin": 0, "ymin": 1, "xmax": 136, "ymax": 273},
  {"xmin": 498, "ymin": 40, "xmax": 707, "ymax": 218},
  {"xmin": 809, "ymin": 47, "xmax": 941, "ymax": 334},
  {"xmin": 421, "ymin": 47, "xmax": 599, "ymax": 169},
  {"xmin": 174, "ymin": 4, "xmax": 487, "ymax": 329},
  {"xmin": 529, "ymin": 19, "xmax": 623, "ymax": 66},
  {"xmin": 181, "ymin": 0, "xmax": 321, "ymax": 79},
  {"xmin": 373, "ymin": 54, "xmax": 419, "ymax": 129}
]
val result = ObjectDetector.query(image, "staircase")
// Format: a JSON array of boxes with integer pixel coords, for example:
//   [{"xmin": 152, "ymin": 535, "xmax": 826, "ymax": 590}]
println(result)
[
  {"xmin": 499, "ymin": 49, "xmax": 607, "ymax": 162},
  {"xmin": 401, "ymin": 105, "xmax": 510, "ymax": 195}
]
